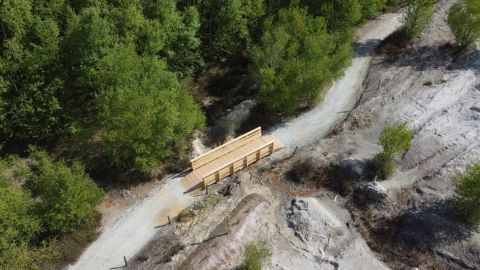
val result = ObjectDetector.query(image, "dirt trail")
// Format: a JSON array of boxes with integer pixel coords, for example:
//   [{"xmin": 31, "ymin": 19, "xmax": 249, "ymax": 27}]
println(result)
[{"xmin": 68, "ymin": 12, "xmax": 403, "ymax": 270}]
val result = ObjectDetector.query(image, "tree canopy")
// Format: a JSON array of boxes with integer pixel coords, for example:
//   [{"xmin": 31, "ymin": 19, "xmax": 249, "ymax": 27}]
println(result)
[
  {"xmin": 94, "ymin": 45, "xmax": 204, "ymax": 173},
  {"xmin": 251, "ymin": 7, "xmax": 352, "ymax": 113}
]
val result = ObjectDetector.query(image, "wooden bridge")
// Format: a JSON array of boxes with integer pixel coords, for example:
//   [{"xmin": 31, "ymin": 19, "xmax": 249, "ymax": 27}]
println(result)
[{"xmin": 181, "ymin": 127, "xmax": 284, "ymax": 192}]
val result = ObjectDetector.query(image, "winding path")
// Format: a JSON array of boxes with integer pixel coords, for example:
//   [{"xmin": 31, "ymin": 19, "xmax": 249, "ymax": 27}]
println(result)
[{"xmin": 69, "ymin": 12, "xmax": 402, "ymax": 270}]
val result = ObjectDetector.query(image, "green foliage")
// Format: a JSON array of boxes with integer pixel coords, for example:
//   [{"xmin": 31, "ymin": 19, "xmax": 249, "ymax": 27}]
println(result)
[
  {"xmin": 0, "ymin": 157, "xmax": 64, "ymax": 269},
  {"xmin": 251, "ymin": 7, "xmax": 352, "ymax": 113},
  {"xmin": 0, "ymin": 13, "xmax": 64, "ymax": 143},
  {"xmin": 371, "ymin": 151, "xmax": 396, "ymax": 179},
  {"xmin": 455, "ymin": 164, "xmax": 480, "ymax": 224},
  {"xmin": 372, "ymin": 123, "xmax": 414, "ymax": 179},
  {"xmin": 318, "ymin": 0, "xmax": 362, "ymax": 30},
  {"xmin": 403, "ymin": 0, "xmax": 436, "ymax": 38},
  {"xmin": 361, "ymin": 0, "xmax": 387, "ymax": 19},
  {"xmin": 197, "ymin": 0, "xmax": 265, "ymax": 61},
  {"xmin": 242, "ymin": 241, "xmax": 272, "ymax": 270},
  {"xmin": 95, "ymin": 45, "xmax": 205, "ymax": 173},
  {"xmin": 62, "ymin": 7, "xmax": 116, "ymax": 119},
  {"xmin": 447, "ymin": 0, "xmax": 480, "ymax": 50},
  {"xmin": 1, "ymin": 0, "xmax": 205, "ymax": 175},
  {"xmin": 28, "ymin": 150, "xmax": 104, "ymax": 233},
  {"xmin": 379, "ymin": 123, "xmax": 414, "ymax": 155}
]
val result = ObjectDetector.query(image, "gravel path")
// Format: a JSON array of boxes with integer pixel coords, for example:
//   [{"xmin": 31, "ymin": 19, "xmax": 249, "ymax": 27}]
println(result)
[{"xmin": 68, "ymin": 12, "xmax": 403, "ymax": 270}]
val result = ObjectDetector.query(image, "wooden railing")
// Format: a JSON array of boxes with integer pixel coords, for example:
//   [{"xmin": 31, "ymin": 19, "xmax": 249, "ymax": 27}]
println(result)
[
  {"xmin": 191, "ymin": 127, "xmax": 262, "ymax": 170},
  {"xmin": 201, "ymin": 140, "xmax": 275, "ymax": 189}
]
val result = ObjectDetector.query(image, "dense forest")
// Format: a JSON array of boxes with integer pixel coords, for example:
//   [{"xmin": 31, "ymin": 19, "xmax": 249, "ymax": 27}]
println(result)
[{"xmin": 0, "ymin": 0, "xmax": 404, "ymax": 268}]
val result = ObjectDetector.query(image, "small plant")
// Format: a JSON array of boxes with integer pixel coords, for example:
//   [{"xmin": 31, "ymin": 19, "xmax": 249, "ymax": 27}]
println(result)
[
  {"xmin": 242, "ymin": 241, "xmax": 272, "ymax": 270},
  {"xmin": 371, "ymin": 151, "xmax": 396, "ymax": 179},
  {"xmin": 447, "ymin": 0, "xmax": 480, "ymax": 50},
  {"xmin": 403, "ymin": 0, "xmax": 436, "ymax": 39},
  {"xmin": 454, "ymin": 164, "xmax": 480, "ymax": 224},
  {"xmin": 372, "ymin": 123, "xmax": 414, "ymax": 179}
]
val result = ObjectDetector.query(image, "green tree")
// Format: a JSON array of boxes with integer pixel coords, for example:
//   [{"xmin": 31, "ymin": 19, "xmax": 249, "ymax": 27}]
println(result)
[
  {"xmin": 29, "ymin": 150, "xmax": 104, "ymax": 233},
  {"xmin": 0, "ymin": 159, "xmax": 42, "ymax": 269},
  {"xmin": 361, "ymin": 0, "xmax": 387, "ymax": 19},
  {"xmin": 251, "ymin": 7, "xmax": 352, "ymax": 113},
  {"xmin": 447, "ymin": 0, "xmax": 480, "ymax": 50},
  {"xmin": 372, "ymin": 123, "xmax": 414, "ymax": 179},
  {"xmin": 455, "ymin": 164, "xmax": 480, "ymax": 224},
  {"xmin": 0, "ymin": 17, "xmax": 64, "ymax": 144},
  {"xmin": 318, "ymin": 0, "xmax": 362, "ymax": 30},
  {"xmin": 94, "ymin": 45, "xmax": 204, "ymax": 173},
  {"xmin": 139, "ymin": 0, "xmax": 203, "ymax": 76},
  {"xmin": 197, "ymin": 0, "xmax": 265, "ymax": 61},
  {"xmin": 62, "ymin": 7, "xmax": 116, "ymax": 121},
  {"xmin": 403, "ymin": 0, "xmax": 436, "ymax": 38}
]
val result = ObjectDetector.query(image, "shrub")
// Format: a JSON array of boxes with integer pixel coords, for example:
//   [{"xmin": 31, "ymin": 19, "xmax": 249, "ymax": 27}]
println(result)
[
  {"xmin": 379, "ymin": 123, "xmax": 415, "ymax": 156},
  {"xmin": 372, "ymin": 123, "xmax": 414, "ymax": 179},
  {"xmin": 454, "ymin": 164, "xmax": 480, "ymax": 224},
  {"xmin": 371, "ymin": 151, "xmax": 396, "ymax": 179},
  {"xmin": 447, "ymin": 0, "xmax": 480, "ymax": 50},
  {"xmin": 403, "ymin": 0, "xmax": 436, "ymax": 38},
  {"xmin": 242, "ymin": 241, "xmax": 272, "ymax": 270},
  {"xmin": 29, "ymin": 150, "xmax": 104, "ymax": 233}
]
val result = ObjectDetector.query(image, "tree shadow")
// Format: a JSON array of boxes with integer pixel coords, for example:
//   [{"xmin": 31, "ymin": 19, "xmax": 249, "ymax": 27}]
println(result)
[
  {"xmin": 374, "ymin": 199, "xmax": 477, "ymax": 251},
  {"xmin": 354, "ymin": 39, "xmax": 382, "ymax": 57},
  {"xmin": 380, "ymin": 42, "xmax": 480, "ymax": 72}
]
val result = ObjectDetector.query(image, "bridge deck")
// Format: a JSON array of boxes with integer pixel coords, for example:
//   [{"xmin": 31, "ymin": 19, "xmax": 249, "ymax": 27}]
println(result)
[{"xmin": 181, "ymin": 134, "xmax": 283, "ymax": 193}]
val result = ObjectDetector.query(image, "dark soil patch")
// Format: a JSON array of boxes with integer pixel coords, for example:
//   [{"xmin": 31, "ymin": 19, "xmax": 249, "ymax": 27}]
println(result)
[
  {"xmin": 190, "ymin": 56, "xmax": 257, "ymax": 126},
  {"xmin": 376, "ymin": 27, "xmax": 411, "ymax": 56}
]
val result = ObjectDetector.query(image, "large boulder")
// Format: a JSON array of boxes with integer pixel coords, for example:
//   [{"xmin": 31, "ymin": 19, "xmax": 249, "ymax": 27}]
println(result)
[{"xmin": 209, "ymin": 100, "xmax": 258, "ymax": 145}]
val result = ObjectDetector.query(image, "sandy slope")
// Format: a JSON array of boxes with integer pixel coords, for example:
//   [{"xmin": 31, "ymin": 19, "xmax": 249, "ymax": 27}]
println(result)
[{"xmin": 69, "ymin": 12, "xmax": 403, "ymax": 270}]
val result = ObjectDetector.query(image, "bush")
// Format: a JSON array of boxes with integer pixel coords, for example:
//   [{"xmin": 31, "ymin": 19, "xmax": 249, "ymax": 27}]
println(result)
[
  {"xmin": 371, "ymin": 151, "xmax": 396, "ymax": 179},
  {"xmin": 242, "ymin": 241, "xmax": 272, "ymax": 270},
  {"xmin": 403, "ymin": 0, "xmax": 436, "ymax": 38},
  {"xmin": 454, "ymin": 164, "xmax": 480, "ymax": 224},
  {"xmin": 29, "ymin": 150, "xmax": 104, "ymax": 233},
  {"xmin": 447, "ymin": 0, "xmax": 480, "ymax": 50},
  {"xmin": 379, "ymin": 123, "xmax": 415, "ymax": 155},
  {"xmin": 372, "ymin": 123, "xmax": 414, "ymax": 179}
]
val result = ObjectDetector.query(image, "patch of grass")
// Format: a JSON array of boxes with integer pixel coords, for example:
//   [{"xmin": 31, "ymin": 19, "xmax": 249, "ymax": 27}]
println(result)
[{"xmin": 242, "ymin": 241, "xmax": 272, "ymax": 270}]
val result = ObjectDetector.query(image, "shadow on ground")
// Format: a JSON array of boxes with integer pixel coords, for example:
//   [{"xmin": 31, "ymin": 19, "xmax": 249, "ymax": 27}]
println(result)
[{"xmin": 375, "ymin": 199, "xmax": 475, "ymax": 250}]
